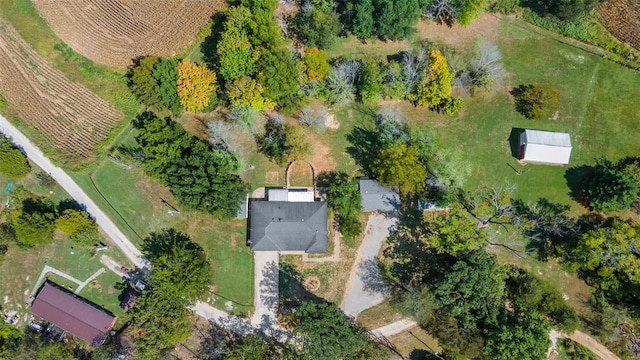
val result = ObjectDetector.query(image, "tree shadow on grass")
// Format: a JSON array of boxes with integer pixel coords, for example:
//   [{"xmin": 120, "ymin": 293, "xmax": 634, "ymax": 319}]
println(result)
[
  {"xmin": 278, "ymin": 262, "xmax": 324, "ymax": 312},
  {"xmin": 200, "ymin": 12, "xmax": 226, "ymax": 69},
  {"xmin": 564, "ymin": 165, "xmax": 595, "ymax": 208},
  {"xmin": 508, "ymin": 128, "xmax": 525, "ymax": 159}
]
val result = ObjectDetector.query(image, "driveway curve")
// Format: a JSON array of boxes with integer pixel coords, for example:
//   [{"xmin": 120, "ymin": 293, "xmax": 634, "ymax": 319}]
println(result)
[
  {"xmin": 0, "ymin": 115, "xmax": 144, "ymax": 266},
  {"xmin": 341, "ymin": 213, "xmax": 397, "ymax": 318}
]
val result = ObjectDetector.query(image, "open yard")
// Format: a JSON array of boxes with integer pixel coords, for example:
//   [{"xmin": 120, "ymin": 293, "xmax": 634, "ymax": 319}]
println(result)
[{"xmin": 71, "ymin": 128, "xmax": 254, "ymax": 315}]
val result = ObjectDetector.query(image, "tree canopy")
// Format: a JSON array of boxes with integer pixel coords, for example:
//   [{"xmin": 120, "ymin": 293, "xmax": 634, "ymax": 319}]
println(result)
[
  {"xmin": 321, "ymin": 172, "xmax": 363, "ymax": 238},
  {"xmin": 133, "ymin": 111, "xmax": 246, "ymax": 218},
  {"xmin": 294, "ymin": 301, "xmax": 378, "ymax": 359},
  {"xmin": 176, "ymin": 59, "xmax": 218, "ymax": 113},
  {"xmin": 483, "ymin": 312, "xmax": 551, "ymax": 360},
  {"xmin": 581, "ymin": 166, "xmax": 638, "ymax": 214},
  {"xmin": 351, "ymin": 0, "xmax": 429, "ymax": 40},
  {"xmin": 129, "ymin": 229, "xmax": 211, "ymax": 358},
  {"xmin": 425, "ymin": 203, "xmax": 488, "ymax": 255},
  {"xmin": 11, "ymin": 197, "xmax": 56, "ymax": 246},
  {"xmin": 371, "ymin": 142, "xmax": 427, "ymax": 195},
  {"xmin": 0, "ymin": 136, "xmax": 30, "ymax": 180}
]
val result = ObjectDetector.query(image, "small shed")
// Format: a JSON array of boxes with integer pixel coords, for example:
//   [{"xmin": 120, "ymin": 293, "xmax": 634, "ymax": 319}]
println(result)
[{"xmin": 519, "ymin": 129, "xmax": 572, "ymax": 165}]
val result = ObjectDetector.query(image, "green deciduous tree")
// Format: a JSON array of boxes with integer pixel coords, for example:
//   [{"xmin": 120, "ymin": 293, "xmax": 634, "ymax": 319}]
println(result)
[
  {"xmin": 458, "ymin": 0, "xmax": 487, "ymax": 25},
  {"xmin": 505, "ymin": 267, "xmax": 579, "ymax": 332},
  {"xmin": 513, "ymin": 84, "xmax": 560, "ymax": 120},
  {"xmin": 11, "ymin": 198, "xmax": 55, "ymax": 246},
  {"xmin": 256, "ymin": 49, "xmax": 304, "ymax": 111},
  {"xmin": 227, "ymin": 75, "xmax": 274, "ymax": 111},
  {"xmin": 358, "ymin": 58, "xmax": 384, "ymax": 104},
  {"xmin": 581, "ymin": 167, "xmax": 638, "ymax": 214},
  {"xmin": 217, "ymin": 6, "xmax": 258, "ymax": 82},
  {"xmin": 483, "ymin": 312, "xmax": 550, "ymax": 360},
  {"xmin": 295, "ymin": 0, "xmax": 341, "ymax": 49},
  {"xmin": 372, "ymin": 142, "xmax": 427, "ymax": 195},
  {"xmin": 284, "ymin": 124, "xmax": 311, "ymax": 162},
  {"xmin": 425, "ymin": 203, "xmax": 487, "ymax": 255},
  {"xmin": 54, "ymin": 209, "xmax": 94, "ymax": 236},
  {"xmin": 294, "ymin": 301, "xmax": 378, "ymax": 360},
  {"xmin": 152, "ymin": 58, "xmax": 181, "ymax": 115},
  {"xmin": 0, "ymin": 137, "xmax": 30, "ymax": 180},
  {"xmin": 322, "ymin": 172, "xmax": 363, "ymax": 238},
  {"xmin": 571, "ymin": 219, "xmax": 640, "ymax": 299},
  {"xmin": 129, "ymin": 229, "xmax": 211, "ymax": 359},
  {"xmin": 432, "ymin": 250, "xmax": 506, "ymax": 328},
  {"xmin": 352, "ymin": 0, "xmax": 428, "ymax": 40},
  {"xmin": 129, "ymin": 56, "xmax": 160, "ymax": 108}
]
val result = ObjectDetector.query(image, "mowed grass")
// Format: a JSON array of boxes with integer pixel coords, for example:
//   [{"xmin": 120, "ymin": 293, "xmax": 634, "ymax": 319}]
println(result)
[
  {"xmin": 71, "ymin": 129, "xmax": 254, "ymax": 314},
  {"xmin": 0, "ymin": 235, "xmax": 128, "ymax": 319},
  {"xmin": 423, "ymin": 19, "xmax": 640, "ymax": 210}
]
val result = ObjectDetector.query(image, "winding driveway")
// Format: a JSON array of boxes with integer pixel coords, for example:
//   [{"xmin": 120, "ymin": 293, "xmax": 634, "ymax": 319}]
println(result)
[
  {"xmin": 0, "ymin": 115, "xmax": 144, "ymax": 268},
  {"xmin": 341, "ymin": 213, "xmax": 397, "ymax": 317}
]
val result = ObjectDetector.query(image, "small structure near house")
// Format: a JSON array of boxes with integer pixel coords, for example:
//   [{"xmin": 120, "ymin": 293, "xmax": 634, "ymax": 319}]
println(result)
[
  {"xmin": 30, "ymin": 281, "xmax": 116, "ymax": 346},
  {"xmin": 249, "ymin": 188, "xmax": 328, "ymax": 253},
  {"xmin": 236, "ymin": 193, "xmax": 249, "ymax": 219},
  {"xmin": 519, "ymin": 129, "xmax": 572, "ymax": 165},
  {"xmin": 359, "ymin": 178, "xmax": 400, "ymax": 212}
]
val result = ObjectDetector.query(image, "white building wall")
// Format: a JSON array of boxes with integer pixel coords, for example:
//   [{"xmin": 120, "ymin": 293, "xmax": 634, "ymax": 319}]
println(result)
[{"xmin": 523, "ymin": 143, "xmax": 572, "ymax": 165}]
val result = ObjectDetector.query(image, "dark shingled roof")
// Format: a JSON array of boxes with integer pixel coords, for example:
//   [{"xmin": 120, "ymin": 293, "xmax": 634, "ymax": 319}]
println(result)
[
  {"xmin": 359, "ymin": 179, "xmax": 399, "ymax": 212},
  {"xmin": 31, "ymin": 281, "xmax": 116, "ymax": 345},
  {"xmin": 249, "ymin": 201, "xmax": 328, "ymax": 253}
]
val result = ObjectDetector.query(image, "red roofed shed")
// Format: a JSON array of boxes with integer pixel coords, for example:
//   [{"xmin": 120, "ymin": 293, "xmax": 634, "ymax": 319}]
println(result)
[{"xmin": 31, "ymin": 281, "xmax": 116, "ymax": 346}]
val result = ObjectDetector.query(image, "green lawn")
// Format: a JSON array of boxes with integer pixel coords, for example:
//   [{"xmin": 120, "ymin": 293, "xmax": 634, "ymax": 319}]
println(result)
[{"xmin": 70, "ymin": 129, "xmax": 254, "ymax": 315}]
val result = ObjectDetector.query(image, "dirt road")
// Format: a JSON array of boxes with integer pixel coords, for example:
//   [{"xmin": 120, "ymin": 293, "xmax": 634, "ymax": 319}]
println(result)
[
  {"xmin": 550, "ymin": 330, "xmax": 621, "ymax": 360},
  {"xmin": 0, "ymin": 115, "xmax": 144, "ymax": 267}
]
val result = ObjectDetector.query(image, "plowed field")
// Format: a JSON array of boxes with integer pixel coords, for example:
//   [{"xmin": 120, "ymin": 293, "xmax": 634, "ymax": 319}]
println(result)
[
  {"xmin": 597, "ymin": 0, "xmax": 640, "ymax": 50},
  {"xmin": 0, "ymin": 21, "xmax": 121, "ymax": 159},
  {"xmin": 32, "ymin": 0, "xmax": 224, "ymax": 68}
]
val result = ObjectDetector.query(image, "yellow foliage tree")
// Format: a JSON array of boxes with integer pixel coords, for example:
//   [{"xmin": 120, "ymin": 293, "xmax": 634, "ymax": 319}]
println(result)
[
  {"xmin": 304, "ymin": 47, "xmax": 330, "ymax": 81},
  {"xmin": 177, "ymin": 59, "xmax": 218, "ymax": 113},
  {"xmin": 409, "ymin": 50, "xmax": 453, "ymax": 108},
  {"xmin": 227, "ymin": 76, "xmax": 275, "ymax": 111}
]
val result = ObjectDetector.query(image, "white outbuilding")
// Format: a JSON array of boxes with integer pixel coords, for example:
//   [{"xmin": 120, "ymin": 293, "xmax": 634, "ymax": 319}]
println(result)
[{"xmin": 519, "ymin": 129, "xmax": 572, "ymax": 165}]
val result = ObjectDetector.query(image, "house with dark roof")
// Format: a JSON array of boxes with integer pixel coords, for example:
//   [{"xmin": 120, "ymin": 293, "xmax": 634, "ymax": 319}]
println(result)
[
  {"xmin": 248, "ymin": 188, "xmax": 328, "ymax": 253},
  {"xmin": 30, "ymin": 281, "xmax": 116, "ymax": 346},
  {"xmin": 359, "ymin": 178, "xmax": 400, "ymax": 212}
]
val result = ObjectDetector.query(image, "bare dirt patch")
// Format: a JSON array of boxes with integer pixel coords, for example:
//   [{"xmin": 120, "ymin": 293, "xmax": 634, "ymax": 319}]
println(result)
[
  {"xmin": 0, "ymin": 20, "xmax": 122, "ymax": 160},
  {"xmin": 32, "ymin": 0, "xmax": 226, "ymax": 68},
  {"xmin": 287, "ymin": 161, "xmax": 314, "ymax": 188},
  {"xmin": 597, "ymin": 0, "xmax": 640, "ymax": 50},
  {"xmin": 308, "ymin": 136, "xmax": 336, "ymax": 174},
  {"xmin": 416, "ymin": 13, "xmax": 501, "ymax": 49}
]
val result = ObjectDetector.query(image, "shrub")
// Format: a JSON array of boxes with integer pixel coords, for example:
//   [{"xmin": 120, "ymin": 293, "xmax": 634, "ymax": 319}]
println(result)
[
  {"xmin": 435, "ymin": 97, "xmax": 463, "ymax": 115},
  {"xmin": 55, "ymin": 209, "xmax": 95, "ymax": 236},
  {"xmin": 512, "ymin": 84, "xmax": 560, "ymax": 119},
  {"xmin": 0, "ymin": 136, "xmax": 30, "ymax": 180}
]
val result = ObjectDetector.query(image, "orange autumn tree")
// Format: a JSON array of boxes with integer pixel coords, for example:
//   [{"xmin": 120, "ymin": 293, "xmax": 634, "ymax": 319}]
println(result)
[{"xmin": 177, "ymin": 59, "xmax": 218, "ymax": 113}]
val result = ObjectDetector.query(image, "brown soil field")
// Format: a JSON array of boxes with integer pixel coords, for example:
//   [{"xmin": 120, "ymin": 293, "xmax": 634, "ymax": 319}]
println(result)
[
  {"xmin": 0, "ymin": 20, "xmax": 121, "ymax": 159},
  {"xmin": 597, "ymin": 0, "xmax": 640, "ymax": 50},
  {"xmin": 32, "ymin": 0, "xmax": 225, "ymax": 68}
]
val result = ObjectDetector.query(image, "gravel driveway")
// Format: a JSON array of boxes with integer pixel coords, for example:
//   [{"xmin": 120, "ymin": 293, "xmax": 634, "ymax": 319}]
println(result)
[{"xmin": 341, "ymin": 213, "xmax": 397, "ymax": 318}]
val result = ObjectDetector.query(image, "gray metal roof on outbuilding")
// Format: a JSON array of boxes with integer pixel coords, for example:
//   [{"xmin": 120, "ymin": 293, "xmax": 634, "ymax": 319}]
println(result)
[
  {"xmin": 359, "ymin": 179, "xmax": 399, "ymax": 212},
  {"xmin": 249, "ymin": 201, "xmax": 328, "ymax": 253}
]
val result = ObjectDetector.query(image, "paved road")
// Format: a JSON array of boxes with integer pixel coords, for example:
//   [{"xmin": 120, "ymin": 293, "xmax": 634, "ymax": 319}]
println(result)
[
  {"xmin": 0, "ymin": 115, "xmax": 144, "ymax": 268},
  {"xmin": 341, "ymin": 213, "xmax": 397, "ymax": 318}
]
